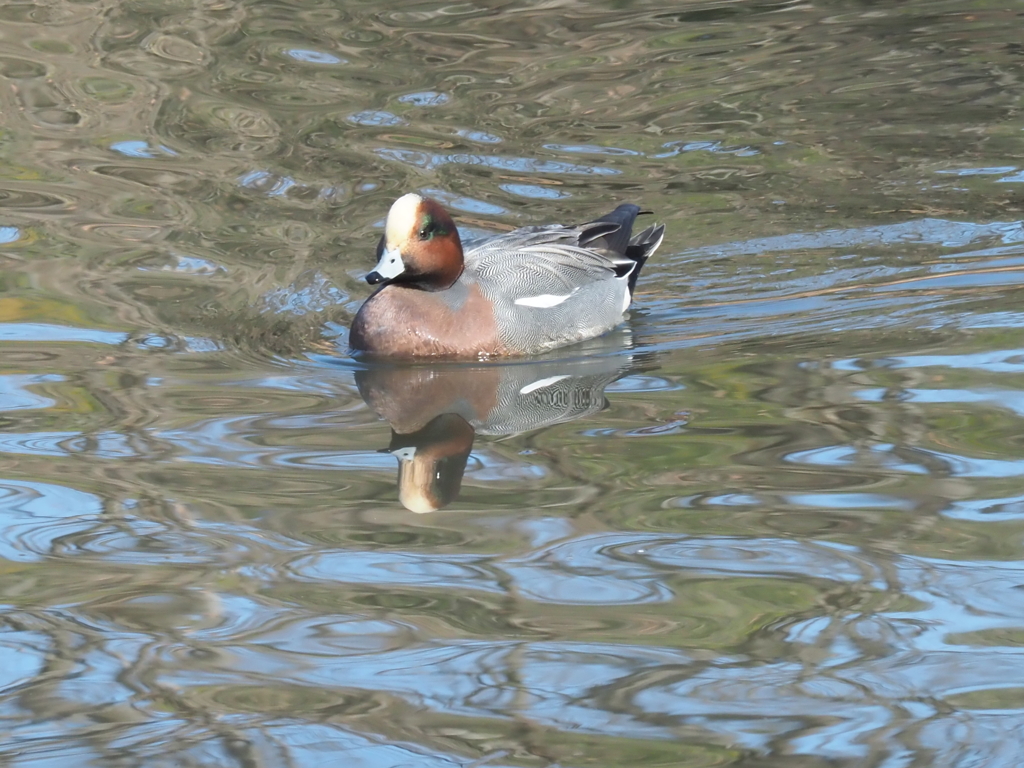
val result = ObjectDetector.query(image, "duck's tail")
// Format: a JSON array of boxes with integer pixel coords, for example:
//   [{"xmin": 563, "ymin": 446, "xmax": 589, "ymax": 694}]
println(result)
[
  {"xmin": 624, "ymin": 221, "xmax": 665, "ymax": 295},
  {"xmin": 580, "ymin": 204, "xmax": 665, "ymax": 296}
]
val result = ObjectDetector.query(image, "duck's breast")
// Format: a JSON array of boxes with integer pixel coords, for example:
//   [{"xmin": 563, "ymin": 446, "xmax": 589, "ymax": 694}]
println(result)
[{"xmin": 350, "ymin": 281, "xmax": 506, "ymax": 358}]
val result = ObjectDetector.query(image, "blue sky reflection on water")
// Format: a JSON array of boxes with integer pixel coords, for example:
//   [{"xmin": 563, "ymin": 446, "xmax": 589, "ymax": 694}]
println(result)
[
  {"xmin": 682, "ymin": 218, "xmax": 1024, "ymax": 259},
  {"xmin": 0, "ymin": 374, "xmax": 63, "ymax": 412},
  {"xmin": 0, "ymin": 479, "xmax": 104, "ymax": 562},
  {"xmin": 0, "ymin": 324, "xmax": 129, "ymax": 345}
]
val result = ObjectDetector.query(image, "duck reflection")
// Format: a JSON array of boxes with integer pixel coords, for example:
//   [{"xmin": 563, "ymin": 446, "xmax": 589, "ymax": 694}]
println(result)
[{"xmin": 356, "ymin": 356, "xmax": 637, "ymax": 512}]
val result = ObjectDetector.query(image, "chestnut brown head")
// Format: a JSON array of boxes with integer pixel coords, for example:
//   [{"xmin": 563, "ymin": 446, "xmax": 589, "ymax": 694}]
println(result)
[{"xmin": 366, "ymin": 193, "xmax": 464, "ymax": 290}]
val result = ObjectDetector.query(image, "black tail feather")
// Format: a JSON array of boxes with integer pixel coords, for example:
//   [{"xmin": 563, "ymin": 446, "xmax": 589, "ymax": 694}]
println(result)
[
  {"xmin": 577, "ymin": 221, "xmax": 624, "ymax": 249},
  {"xmin": 625, "ymin": 223, "xmax": 665, "ymax": 295},
  {"xmin": 578, "ymin": 204, "xmax": 663, "ymax": 296},
  {"xmin": 580, "ymin": 204, "xmax": 642, "ymax": 255}
]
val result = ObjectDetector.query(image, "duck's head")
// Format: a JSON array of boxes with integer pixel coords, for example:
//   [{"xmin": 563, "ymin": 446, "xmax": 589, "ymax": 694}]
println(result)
[
  {"xmin": 389, "ymin": 413, "xmax": 475, "ymax": 513},
  {"xmin": 367, "ymin": 193, "xmax": 464, "ymax": 290}
]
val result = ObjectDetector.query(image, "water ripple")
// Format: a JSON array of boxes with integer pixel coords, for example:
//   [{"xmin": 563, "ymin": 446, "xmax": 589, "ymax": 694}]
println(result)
[
  {"xmin": 0, "ymin": 479, "xmax": 104, "ymax": 562},
  {"xmin": 291, "ymin": 533, "xmax": 875, "ymax": 606},
  {"xmin": 178, "ymin": 640, "xmax": 694, "ymax": 739},
  {"xmin": 292, "ymin": 551, "xmax": 500, "ymax": 593},
  {"xmin": 6, "ymin": 1, "xmax": 1024, "ymax": 765},
  {"xmin": 375, "ymin": 148, "xmax": 621, "ymax": 175},
  {"xmin": 0, "ymin": 324, "xmax": 128, "ymax": 344},
  {"xmin": 0, "ymin": 374, "xmax": 62, "ymax": 411}
]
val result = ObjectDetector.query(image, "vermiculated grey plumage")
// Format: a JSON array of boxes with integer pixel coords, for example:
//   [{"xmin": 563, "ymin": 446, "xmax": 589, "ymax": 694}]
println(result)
[{"xmin": 457, "ymin": 205, "xmax": 665, "ymax": 355}]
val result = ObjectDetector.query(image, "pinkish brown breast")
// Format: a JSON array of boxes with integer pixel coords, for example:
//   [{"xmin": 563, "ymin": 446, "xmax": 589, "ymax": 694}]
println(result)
[{"xmin": 350, "ymin": 283, "xmax": 506, "ymax": 359}]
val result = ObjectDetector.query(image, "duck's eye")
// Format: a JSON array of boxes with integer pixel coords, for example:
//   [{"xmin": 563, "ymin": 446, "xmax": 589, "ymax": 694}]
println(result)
[{"xmin": 418, "ymin": 215, "xmax": 438, "ymax": 241}]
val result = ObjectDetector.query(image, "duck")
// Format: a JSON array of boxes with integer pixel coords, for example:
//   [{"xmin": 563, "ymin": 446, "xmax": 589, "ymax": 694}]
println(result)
[{"xmin": 349, "ymin": 193, "xmax": 665, "ymax": 358}]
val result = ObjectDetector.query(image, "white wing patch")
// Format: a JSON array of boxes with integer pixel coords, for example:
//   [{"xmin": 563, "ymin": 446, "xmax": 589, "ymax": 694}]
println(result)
[
  {"xmin": 519, "ymin": 375, "xmax": 570, "ymax": 395},
  {"xmin": 515, "ymin": 291, "xmax": 574, "ymax": 308}
]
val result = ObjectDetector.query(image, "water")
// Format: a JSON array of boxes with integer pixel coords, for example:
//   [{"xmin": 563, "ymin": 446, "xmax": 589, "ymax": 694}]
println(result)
[{"xmin": 3, "ymin": 0, "xmax": 1024, "ymax": 765}]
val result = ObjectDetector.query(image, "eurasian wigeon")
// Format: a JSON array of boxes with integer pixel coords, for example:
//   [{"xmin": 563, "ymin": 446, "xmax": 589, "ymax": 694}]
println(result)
[{"xmin": 349, "ymin": 193, "xmax": 665, "ymax": 358}]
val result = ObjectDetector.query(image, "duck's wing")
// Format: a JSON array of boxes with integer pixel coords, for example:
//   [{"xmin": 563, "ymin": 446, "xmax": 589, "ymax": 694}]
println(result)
[
  {"xmin": 464, "ymin": 202, "xmax": 649, "ymax": 271},
  {"xmin": 465, "ymin": 217, "xmax": 637, "ymax": 283},
  {"xmin": 462, "ymin": 204, "xmax": 660, "ymax": 314},
  {"xmin": 465, "ymin": 239, "xmax": 632, "ymax": 299},
  {"xmin": 463, "ymin": 239, "xmax": 633, "ymax": 354},
  {"xmin": 474, "ymin": 217, "xmax": 625, "ymax": 254}
]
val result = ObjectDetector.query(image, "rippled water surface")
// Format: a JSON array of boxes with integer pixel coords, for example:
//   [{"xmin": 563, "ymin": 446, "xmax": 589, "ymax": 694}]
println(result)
[{"xmin": 5, "ymin": 0, "xmax": 1024, "ymax": 765}]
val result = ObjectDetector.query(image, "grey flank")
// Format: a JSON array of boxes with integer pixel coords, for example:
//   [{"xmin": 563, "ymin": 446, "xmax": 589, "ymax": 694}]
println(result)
[{"xmin": 464, "ymin": 205, "xmax": 664, "ymax": 354}]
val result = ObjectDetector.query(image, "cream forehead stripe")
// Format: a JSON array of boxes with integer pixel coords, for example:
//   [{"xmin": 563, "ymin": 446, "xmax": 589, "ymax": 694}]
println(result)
[{"xmin": 386, "ymin": 193, "xmax": 424, "ymax": 246}]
